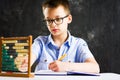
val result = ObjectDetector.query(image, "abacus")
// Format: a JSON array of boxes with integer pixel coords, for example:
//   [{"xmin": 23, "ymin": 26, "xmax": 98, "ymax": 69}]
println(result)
[{"xmin": 0, "ymin": 35, "xmax": 34, "ymax": 77}]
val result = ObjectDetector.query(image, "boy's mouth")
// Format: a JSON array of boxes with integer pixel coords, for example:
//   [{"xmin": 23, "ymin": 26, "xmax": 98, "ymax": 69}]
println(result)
[{"xmin": 52, "ymin": 29, "xmax": 59, "ymax": 32}]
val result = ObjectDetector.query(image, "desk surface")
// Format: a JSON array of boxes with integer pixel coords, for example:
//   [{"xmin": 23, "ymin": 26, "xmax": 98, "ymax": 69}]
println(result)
[{"xmin": 0, "ymin": 73, "xmax": 120, "ymax": 80}]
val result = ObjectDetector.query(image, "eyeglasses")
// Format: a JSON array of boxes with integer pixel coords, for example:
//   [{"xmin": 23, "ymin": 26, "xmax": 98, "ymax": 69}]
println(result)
[{"xmin": 44, "ymin": 15, "xmax": 69, "ymax": 26}]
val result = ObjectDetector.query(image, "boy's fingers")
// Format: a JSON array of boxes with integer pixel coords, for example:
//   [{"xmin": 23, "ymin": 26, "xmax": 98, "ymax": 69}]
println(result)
[{"xmin": 14, "ymin": 56, "xmax": 28, "ymax": 72}]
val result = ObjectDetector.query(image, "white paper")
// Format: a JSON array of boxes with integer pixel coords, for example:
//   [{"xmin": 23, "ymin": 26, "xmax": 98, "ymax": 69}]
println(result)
[{"xmin": 35, "ymin": 70, "xmax": 67, "ymax": 76}]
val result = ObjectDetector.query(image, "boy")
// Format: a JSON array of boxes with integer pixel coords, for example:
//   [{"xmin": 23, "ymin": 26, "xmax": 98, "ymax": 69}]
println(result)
[
  {"xmin": 16, "ymin": 0, "xmax": 99, "ymax": 73},
  {"xmin": 31, "ymin": 0, "xmax": 100, "ymax": 73}
]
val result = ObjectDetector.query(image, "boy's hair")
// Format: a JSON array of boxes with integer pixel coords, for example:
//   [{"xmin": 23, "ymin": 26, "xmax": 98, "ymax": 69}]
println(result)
[{"xmin": 42, "ymin": 0, "xmax": 71, "ymax": 14}]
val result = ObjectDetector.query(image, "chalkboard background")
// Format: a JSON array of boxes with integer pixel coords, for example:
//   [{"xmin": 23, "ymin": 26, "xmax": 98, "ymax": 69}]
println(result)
[{"xmin": 0, "ymin": 0, "xmax": 120, "ymax": 73}]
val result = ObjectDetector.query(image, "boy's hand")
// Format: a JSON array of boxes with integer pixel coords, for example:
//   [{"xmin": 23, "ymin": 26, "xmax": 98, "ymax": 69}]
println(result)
[
  {"xmin": 14, "ymin": 55, "xmax": 28, "ymax": 72},
  {"xmin": 48, "ymin": 60, "xmax": 69, "ymax": 72}
]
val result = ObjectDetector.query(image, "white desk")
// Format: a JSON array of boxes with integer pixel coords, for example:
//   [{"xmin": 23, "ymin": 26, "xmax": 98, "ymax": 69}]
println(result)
[{"xmin": 0, "ymin": 73, "xmax": 120, "ymax": 80}]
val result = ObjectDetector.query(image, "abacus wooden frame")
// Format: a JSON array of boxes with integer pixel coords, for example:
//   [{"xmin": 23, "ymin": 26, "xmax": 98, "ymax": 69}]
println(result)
[{"xmin": 0, "ymin": 35, "xmax": 34, "ymax": 77}]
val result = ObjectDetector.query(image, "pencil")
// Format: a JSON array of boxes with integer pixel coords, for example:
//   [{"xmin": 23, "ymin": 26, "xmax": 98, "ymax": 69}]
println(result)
[{"xmin": 58, "ymin": 54, "xmax": 67, "ymax": 61}]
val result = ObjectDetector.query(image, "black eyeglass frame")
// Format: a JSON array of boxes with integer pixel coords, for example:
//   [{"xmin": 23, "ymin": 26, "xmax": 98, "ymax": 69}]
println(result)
[{"xmin": 43, "ymin": 15, "xmax": 69, "ymax": 26}]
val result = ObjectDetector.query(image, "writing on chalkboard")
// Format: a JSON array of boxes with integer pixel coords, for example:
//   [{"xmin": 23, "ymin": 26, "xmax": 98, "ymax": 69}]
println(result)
[
  {"xmin": 68, "ymin": 0, "xmax": 83, "ymax": 5},
  {"xmin": 68, "ymin": 0, "xmax": 84, "ymax": 13}
]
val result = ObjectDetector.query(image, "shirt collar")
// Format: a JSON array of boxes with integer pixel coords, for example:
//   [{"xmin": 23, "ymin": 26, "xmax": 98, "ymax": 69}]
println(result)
[
  {"xmin": 46, "ymin": 34, "xmax": 55, "ymax": 46},
  {"xmin": 46, "ymin": 31, "xmax": 72, "ymax": 47}
]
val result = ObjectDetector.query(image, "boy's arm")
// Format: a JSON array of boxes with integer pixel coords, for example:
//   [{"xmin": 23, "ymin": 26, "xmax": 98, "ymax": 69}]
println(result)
[
  {"xmin": 67, "ymin": 58, "xmax": 100, "ymax": 73},
  {"xmin": 14, "ymin": 53, "xmax": 37, "ymax": 72},
  {"xmin": 49, "ymin": 57, "xmax": 100, "ymax": 73},
  {"xmin": 31, "ymin": 53, "xmax": 37, "ymax": 66}
]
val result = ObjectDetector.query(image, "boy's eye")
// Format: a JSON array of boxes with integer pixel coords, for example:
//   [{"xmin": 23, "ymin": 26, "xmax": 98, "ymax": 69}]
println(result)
[
  {"xmin": 55, "ymin": 18, "xmax": 62, "ymax": 22},
  {"xmin": 48, "ymin": 20, "xmax": 52, "ymax": 22}
]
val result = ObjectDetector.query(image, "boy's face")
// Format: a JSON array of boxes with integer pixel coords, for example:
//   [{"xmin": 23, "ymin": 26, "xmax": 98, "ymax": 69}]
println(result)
[{"xmin": 43, "ymin": 5, "xmax": 72, "ymax": 36}]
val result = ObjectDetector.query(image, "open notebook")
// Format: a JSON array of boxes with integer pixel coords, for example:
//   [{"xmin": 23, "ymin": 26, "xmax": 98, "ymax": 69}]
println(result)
[{"xmin": 35, "ymin": 70, "xmax": 100, "ymax": 76}]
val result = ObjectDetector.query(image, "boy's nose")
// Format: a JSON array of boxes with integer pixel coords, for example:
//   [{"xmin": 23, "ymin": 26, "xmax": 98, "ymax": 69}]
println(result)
[{"xmin": 50, "ymin": 21, "xmax": 57, "ymax": 27}]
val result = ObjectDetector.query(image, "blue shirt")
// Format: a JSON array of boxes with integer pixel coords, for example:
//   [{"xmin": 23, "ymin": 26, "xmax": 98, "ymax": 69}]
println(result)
[{"xmin": 32, "ymin": 32, "xmax": 94, "ymax": 71}]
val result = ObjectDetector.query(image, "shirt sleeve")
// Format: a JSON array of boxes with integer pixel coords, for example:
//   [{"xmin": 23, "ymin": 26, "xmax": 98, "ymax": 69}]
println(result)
[
  {"xmin": 77, "ymin": 39, "xmax": 94, "ymax": 62},
  {"xmin": 32, "ymin": 38, "xmax": 42, "ymax": 60}
]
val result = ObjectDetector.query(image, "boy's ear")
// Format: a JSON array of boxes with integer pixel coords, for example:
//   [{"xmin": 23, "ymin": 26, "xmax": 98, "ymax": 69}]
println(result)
[{"xmin": 67, "ymin": 14, "xmax": 72, "ymax": 24}]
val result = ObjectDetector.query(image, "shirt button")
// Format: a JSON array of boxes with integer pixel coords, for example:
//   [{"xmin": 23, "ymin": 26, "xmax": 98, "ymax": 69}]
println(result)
[
  {"xmin": 68, "ymin": 60, "xmax": 71, "ymax": 63},
  {"xmin": 44, "ymin": 59, "xmax": 47, "ymax": 62}
]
